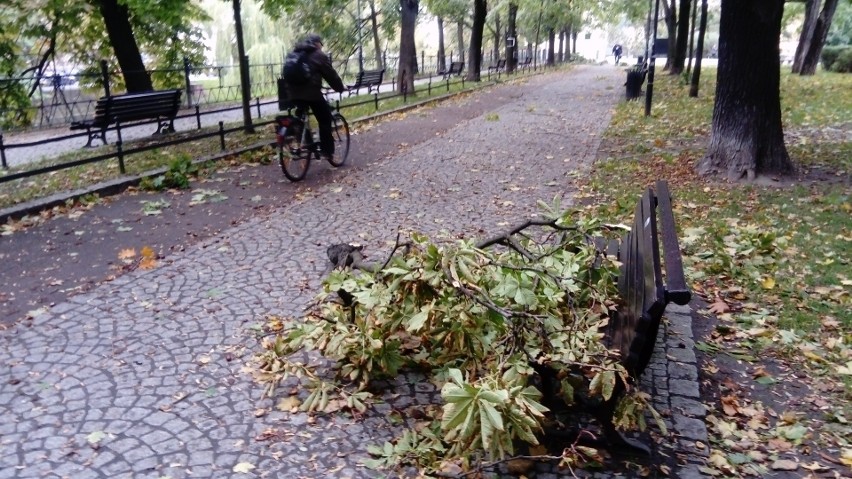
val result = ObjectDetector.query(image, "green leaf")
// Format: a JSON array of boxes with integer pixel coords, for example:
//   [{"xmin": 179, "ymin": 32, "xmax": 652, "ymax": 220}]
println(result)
[
  {"xmin": 479, "ymin": 401, "xmax": 505, "ymax": 432},
  {"xmin": 406, "ymin": 308, "xmax": 430, "ymax": 332}
]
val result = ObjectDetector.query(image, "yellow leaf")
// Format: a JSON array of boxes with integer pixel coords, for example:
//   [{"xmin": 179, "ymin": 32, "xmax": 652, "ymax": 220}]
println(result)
[
  {"xmin": 803, "ymin": 351, "xmax": 826, "ymax": 363},
  {"xmin": 840, "ymin": 449, "xmax": 852, "ymax": 467},
  {"xmin": 233, "ymin": 462, "xmax": 255, "ymax": 473},
  {"xmin": 141, "ymin": 246, "xmax": 156, "ymax": 259},
  {"xmin": 761, "ymin": 276, "xmax": 776, "ymax": 290},
  {"xmin": 118, "ymin": 248, "xmax": 136, "ymax": 260},
  {"xmin": 276, "ymin": 396, "xmax": 301, "ymax": 411}
]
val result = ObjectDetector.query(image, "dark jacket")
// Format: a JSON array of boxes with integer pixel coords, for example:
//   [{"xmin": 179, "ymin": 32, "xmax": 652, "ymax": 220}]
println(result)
[{"xmin": 285, "ymin": 43, "xmax": 345, "ymax": 102}]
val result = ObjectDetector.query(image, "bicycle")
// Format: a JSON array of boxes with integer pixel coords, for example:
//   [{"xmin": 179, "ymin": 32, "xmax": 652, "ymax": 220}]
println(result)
[{"xmin": 274, "ymin": 103, "xmax": 350, "ymax": 181}]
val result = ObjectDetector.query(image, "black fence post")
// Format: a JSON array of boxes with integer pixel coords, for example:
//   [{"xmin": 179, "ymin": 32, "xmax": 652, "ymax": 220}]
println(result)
[
  {"xmin": 184, "ymin": 57, "xmax": 193, "ymax": 107},
  {"xmin": 373, "ymin": 93, "xmax": 379, "ymax": 111},
  {"xmin": 100, "ymin": 60, "xmax": 111, "ymax": 97},
  {"xmin": 218, "ymin": 121, "xmax": 226, "ymax": 150},
  {"xmin": 0, "ymin": 134, "xmax": 7, "ymax": 169},
  {"xmin": 195, "ymin": 105, "xmax": 201, "ymax": 129},
  {"xmin": 255, "ymin": 97, "xmax": 261, "ymax": 118},
  {"xmin": 115, "ymin": 121, "xmax": 125, "ymax": 174}
]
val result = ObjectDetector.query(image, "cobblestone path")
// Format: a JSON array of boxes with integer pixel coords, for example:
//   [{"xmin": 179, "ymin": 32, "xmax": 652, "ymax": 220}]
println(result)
[{"xmin": 0, "ymin": 66, "xmax": 707, "ymax": 478}]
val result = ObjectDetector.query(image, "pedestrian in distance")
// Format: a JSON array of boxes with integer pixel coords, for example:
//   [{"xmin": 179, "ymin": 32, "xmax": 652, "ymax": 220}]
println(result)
[
  {"xmin": 612, "ymin": 44, "xmax": 623, "ymax": 64},
  {"xmin": 282, "ymin": 33, "xmax": 346, "ymax": 163}
]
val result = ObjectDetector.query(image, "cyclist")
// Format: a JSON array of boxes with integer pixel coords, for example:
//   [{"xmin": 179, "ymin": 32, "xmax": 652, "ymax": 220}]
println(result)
[
  {"xmin": 283, "ymin": 34, "xmax": 346, "ymax": 163},
  {"xmin": 612, "ymin": 44, "xmax": 623, "ymax": 64}
]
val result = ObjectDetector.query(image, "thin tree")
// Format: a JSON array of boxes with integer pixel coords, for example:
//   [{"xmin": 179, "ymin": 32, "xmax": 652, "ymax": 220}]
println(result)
[
  {"xmin": 466, "ymin": 0, "xmax": 486, "ymax": 81},
  {"xmin": 670, "ymin": 0, "xmax": 691, "ymax": 74},
  {"xmin": 688, "ymin": 0, "xmax": 707, "ymax": 97},
  {"xmin": 506, "ymin": 3, "xmax": 518, "ymax": 72},
  {"xmin": 793, "ymin": 0, "xmax": 839, "ymax": 75},
  {"xmin": 699, "ymin": 0, "xmax": 793, "ymax": 180}
]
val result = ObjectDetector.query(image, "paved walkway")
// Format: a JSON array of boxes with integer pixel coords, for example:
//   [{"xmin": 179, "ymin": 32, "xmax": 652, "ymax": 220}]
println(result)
[{"xmin": 0, "ymin": 65, "xmax": 707, "ymax": 478}]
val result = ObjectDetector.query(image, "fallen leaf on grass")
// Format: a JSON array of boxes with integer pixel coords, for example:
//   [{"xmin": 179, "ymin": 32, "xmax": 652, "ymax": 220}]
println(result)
[
  {"xmin": 770, "ymin": 459, "xmax": 798, "ymax": 471},
  {"xmin": 708, "ymin": 298, "xmax": 730, "ymax": 315}
]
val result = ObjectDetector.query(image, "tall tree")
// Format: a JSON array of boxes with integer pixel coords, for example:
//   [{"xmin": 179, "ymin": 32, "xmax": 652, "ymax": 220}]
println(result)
[
  {"xmin": 698, "ymin": 0, "xmax": 793, "ymax": 180},
  {"xmin": 506, "ymin": 2, "xmax": 518, "ymax": 72},
  {"xmin": 670, "ymin": 0, "xmax": 691, "ymax": 74},
  {"xmin": 688, "ymin": 0, "xmax": 707, "ymax": 97},
  {"xmin": 437, "ymin": 16, "xmax": 447, "ymax": 72},
  {"xmin": 466, "ymin": 0, "xmax": 486, "ymax": 80},
  {"xmin": 792, "ymin": 0, "xmax": 839, "ymax": 75},
  {"xmin": 98, "ymin": 0, "xmax": 152, "ymax": 92},
  {"xmin": 398, "ymin": 0, "xmax": 418, "ymax": 92}
]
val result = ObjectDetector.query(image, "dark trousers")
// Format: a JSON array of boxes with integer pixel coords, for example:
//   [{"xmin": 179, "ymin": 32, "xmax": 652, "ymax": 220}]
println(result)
[{"xmin": 293, "ymin": 99, "xmax": 334, "ymax": 156}]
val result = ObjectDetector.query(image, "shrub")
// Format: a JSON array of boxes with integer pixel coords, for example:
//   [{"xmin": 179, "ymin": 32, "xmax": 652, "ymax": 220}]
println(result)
[
  {"xmin": 140, "ymin": 154, "xmax": 198, "ymax": 191},
  {"xmin": 821, "ymin": 45, "xmax": 852, "ymax": 72}
]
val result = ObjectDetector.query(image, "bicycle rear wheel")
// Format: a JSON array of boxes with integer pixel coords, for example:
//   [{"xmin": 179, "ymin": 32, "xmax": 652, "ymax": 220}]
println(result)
[
  {"xmin": 278, "ymin": 135, "xmax": 311, "ymax": 181},
  {"xmin": 328, "ymin": 113, "xmax": 350, "ymax": 167}
]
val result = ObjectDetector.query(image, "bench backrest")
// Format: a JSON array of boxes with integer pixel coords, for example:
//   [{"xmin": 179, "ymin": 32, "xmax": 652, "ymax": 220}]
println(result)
[
  {"xmin": 449, "ymin": 61, "xmax": 464, "ymax": 74},
  {"xmin": 497, "ymin": 59, "xmax": 506, "ymax": 68},
  {"xmin": 355, "ymin": 69, "xmax": 385, "ymax": 86},
  {"xmin": 607, "ymin": 181, "xmax": 690, "ymax": 377},
  {"xmin": 96, "ymin": 89, "xmax": 182, "ymax": 125}
]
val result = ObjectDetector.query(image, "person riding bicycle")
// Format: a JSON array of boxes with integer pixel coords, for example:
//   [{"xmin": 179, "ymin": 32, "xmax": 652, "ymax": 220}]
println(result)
[
  {"xmin": 612, "ymin": 44, "xmax": 623, "ymax": 64},
  {"xmin": 283, "ymin": 34, "xmax": 346, "ymax": 163}
]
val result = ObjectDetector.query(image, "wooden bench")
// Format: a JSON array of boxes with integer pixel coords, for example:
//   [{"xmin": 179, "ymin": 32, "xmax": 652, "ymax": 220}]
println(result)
[
  {"xmin": 487, "ymin": 59, "xmax": 506, "ymax": 74},
  {"xmin": 347, "ymin": 69, "xmax": 385, "ymax": 96},
  {"xmin": 566, "ymin": 180, "xmax": 691, "ymax": 453},
  {"xmin": 519, "ymin": 57, "xmax": 533, "ymax": 72},
  {"xmin": 439, "ymin": 61, "xmax": 464, "ymax": 79},
  {"xmin": 70, "ymin": 89, "xmax": 182, "ymax": 147},
  {"xmin": 625, "ymin": 64, "xmax": 649, "ymax": 100}
]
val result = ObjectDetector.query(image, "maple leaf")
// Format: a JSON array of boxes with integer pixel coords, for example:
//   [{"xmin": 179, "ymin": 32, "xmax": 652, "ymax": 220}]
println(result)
[
  {"xmin": 708, "ymin": 298, "xmax": 730, "ymax": 315},
  {"xmin": 139, "ymin": 246, "xmax": 158, "ymax": 270},
  {"xmin": 721, "ymin": 394, "xmax": 740, "ymax": 416}
]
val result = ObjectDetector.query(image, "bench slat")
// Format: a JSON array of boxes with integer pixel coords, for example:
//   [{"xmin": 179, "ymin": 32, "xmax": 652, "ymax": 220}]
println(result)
[{"xmin": 655, "ymin": 181, "xmax": 691, "ymax": 305}]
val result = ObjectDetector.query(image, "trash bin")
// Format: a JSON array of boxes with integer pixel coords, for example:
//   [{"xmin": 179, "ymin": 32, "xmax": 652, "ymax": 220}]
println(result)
[{"xmin": 625, "ymin": 68, "xmax": 644, "ymax": 100}]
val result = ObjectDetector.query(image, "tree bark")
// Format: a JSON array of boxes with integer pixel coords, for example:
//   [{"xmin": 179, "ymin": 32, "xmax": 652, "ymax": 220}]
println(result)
[
  {"xmin": 491, "ymin": 13, "xmax": 501, "ymax": 64},
  {"xmin": 506, "ymin": 3, "xmax": 518, "ymax": 72},
  {"xmin": 546, "ymin": 28, "xmax": 555, "ymax": 65},
  {"xmin": 437, "ymin": 16, "xmax": 446, "ymax": 73},
  {"xmin": 689, "ymin": 0, "xmax": 707, "ymax": 97},
  {"xmin": 369, "ymin": 0, "xmax": 383, "ymax": 68},
  {"xmin": 671, "ymin": 0, "xmax": 691, "ymax": 74},
  {"xmin": 466, "ymin": 0, "xmax": 486, "ymax": 81},
  {"xmin": 792, "ymin": 0, "xmax": 820, "ymax": 74},
  {"xmin": 398, "ymin": 0, "xmax": 418, "ymax": 93},
  {"xmin": 661, "ymin": 0, "xmax": 676, "ymax": 69},
  {"xmin": 457, "ymin": 22, "xmax": 466, "ymax": 64},
  {"xmin": 97, "ymin": 0, "xmax": 152, "ymax": 92},
  {"xmin": 699, "ymin": 0, "xmax": 793, "ymax": 180},
  {"xmin": 799, "ymin": 0, "xmax": 839, "ymax": 75}
]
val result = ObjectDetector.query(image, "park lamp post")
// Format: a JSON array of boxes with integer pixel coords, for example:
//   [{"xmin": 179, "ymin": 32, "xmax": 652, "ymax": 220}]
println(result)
[{"xmin": 644, "ymin": 0, "xmax": 661, "ymax": 117}]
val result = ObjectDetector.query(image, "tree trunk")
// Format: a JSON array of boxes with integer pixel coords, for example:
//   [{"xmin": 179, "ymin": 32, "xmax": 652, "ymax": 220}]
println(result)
[
  {"xmin": 546, "ymin": 28, "xmax": 555, "ymax": 65},
  {"xmin": 558, "ymin": 28, "xmax": 565, "ymax": 62},
  {"xmin": 671, "ymin": 0, "xmax": 691, "ymax": 74},
  {"xmin": 799, "ymin": 0, "xmax": 839, "ymax": 75},
  {"xmin": 792, "ymin": 0, "xmax": 820, "ymax": 74},
  {"xmin": 699, "ymin": 0, "xmax": 793, "ymax": 180},
  {"xmin": 369, "ymin": 0, "xmax": 383, "ymax": 68},
  {"xmin": 457, "ymin": 22, "xmax": 466, "ymax": 64},
  {"xmin": 398, "ymin": 0, "xmax": 418, "ymax": 93},
  {"xmin": 689, "ymin": 0, "xmax": 707, "ymax": 97},
  {"xmin": 437, "ymin": 16, "xmax": 446, "ymax": 74},
  {"xmin": 97, "ymin": 0, "xmax": 152, "ymax": 92},
  {"xmin": 467, "ymin": 0, "xmax": 486, "ymax": 81},
  {"xmin": 506, "ymin": 3, "xmax": 518, "ymax": 72},
  {"xmin": 686, "ymin": 0, "xmax": 697, "ymax": 75},
  {"xmin": 662, "ymin": 0, "xmax": 677, "ymax": 69},
  {"xmin": 492, "ymin": 13, "xmax": 501, "ymax": 63}
]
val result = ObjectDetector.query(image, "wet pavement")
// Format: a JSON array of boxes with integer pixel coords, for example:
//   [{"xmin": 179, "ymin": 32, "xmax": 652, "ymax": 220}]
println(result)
[{"xmin": 0, "ymin": 65, "xmax": 708, "ymax": 478}]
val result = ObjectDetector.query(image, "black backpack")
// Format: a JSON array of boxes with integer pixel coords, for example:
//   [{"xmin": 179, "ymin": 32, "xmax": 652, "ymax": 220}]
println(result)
[{"xmin": 283, "ymin": 51, "xmax": 312, "ymax": 85}]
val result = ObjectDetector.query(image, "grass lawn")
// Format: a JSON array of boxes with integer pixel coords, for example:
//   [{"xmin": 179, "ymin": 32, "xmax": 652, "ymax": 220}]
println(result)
[{"xmin": 587, "ymin": 68, "xmax": 851, "ymax": 476}]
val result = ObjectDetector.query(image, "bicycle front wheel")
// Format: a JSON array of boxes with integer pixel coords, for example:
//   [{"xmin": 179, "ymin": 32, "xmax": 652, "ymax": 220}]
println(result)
[
  {"xmin": 328, "ymin": 113, "xmax": 350, "ymax": 167},
  {"xmin": 279, "ymin": 135, "xmax": 311, "ymax": 181}
]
